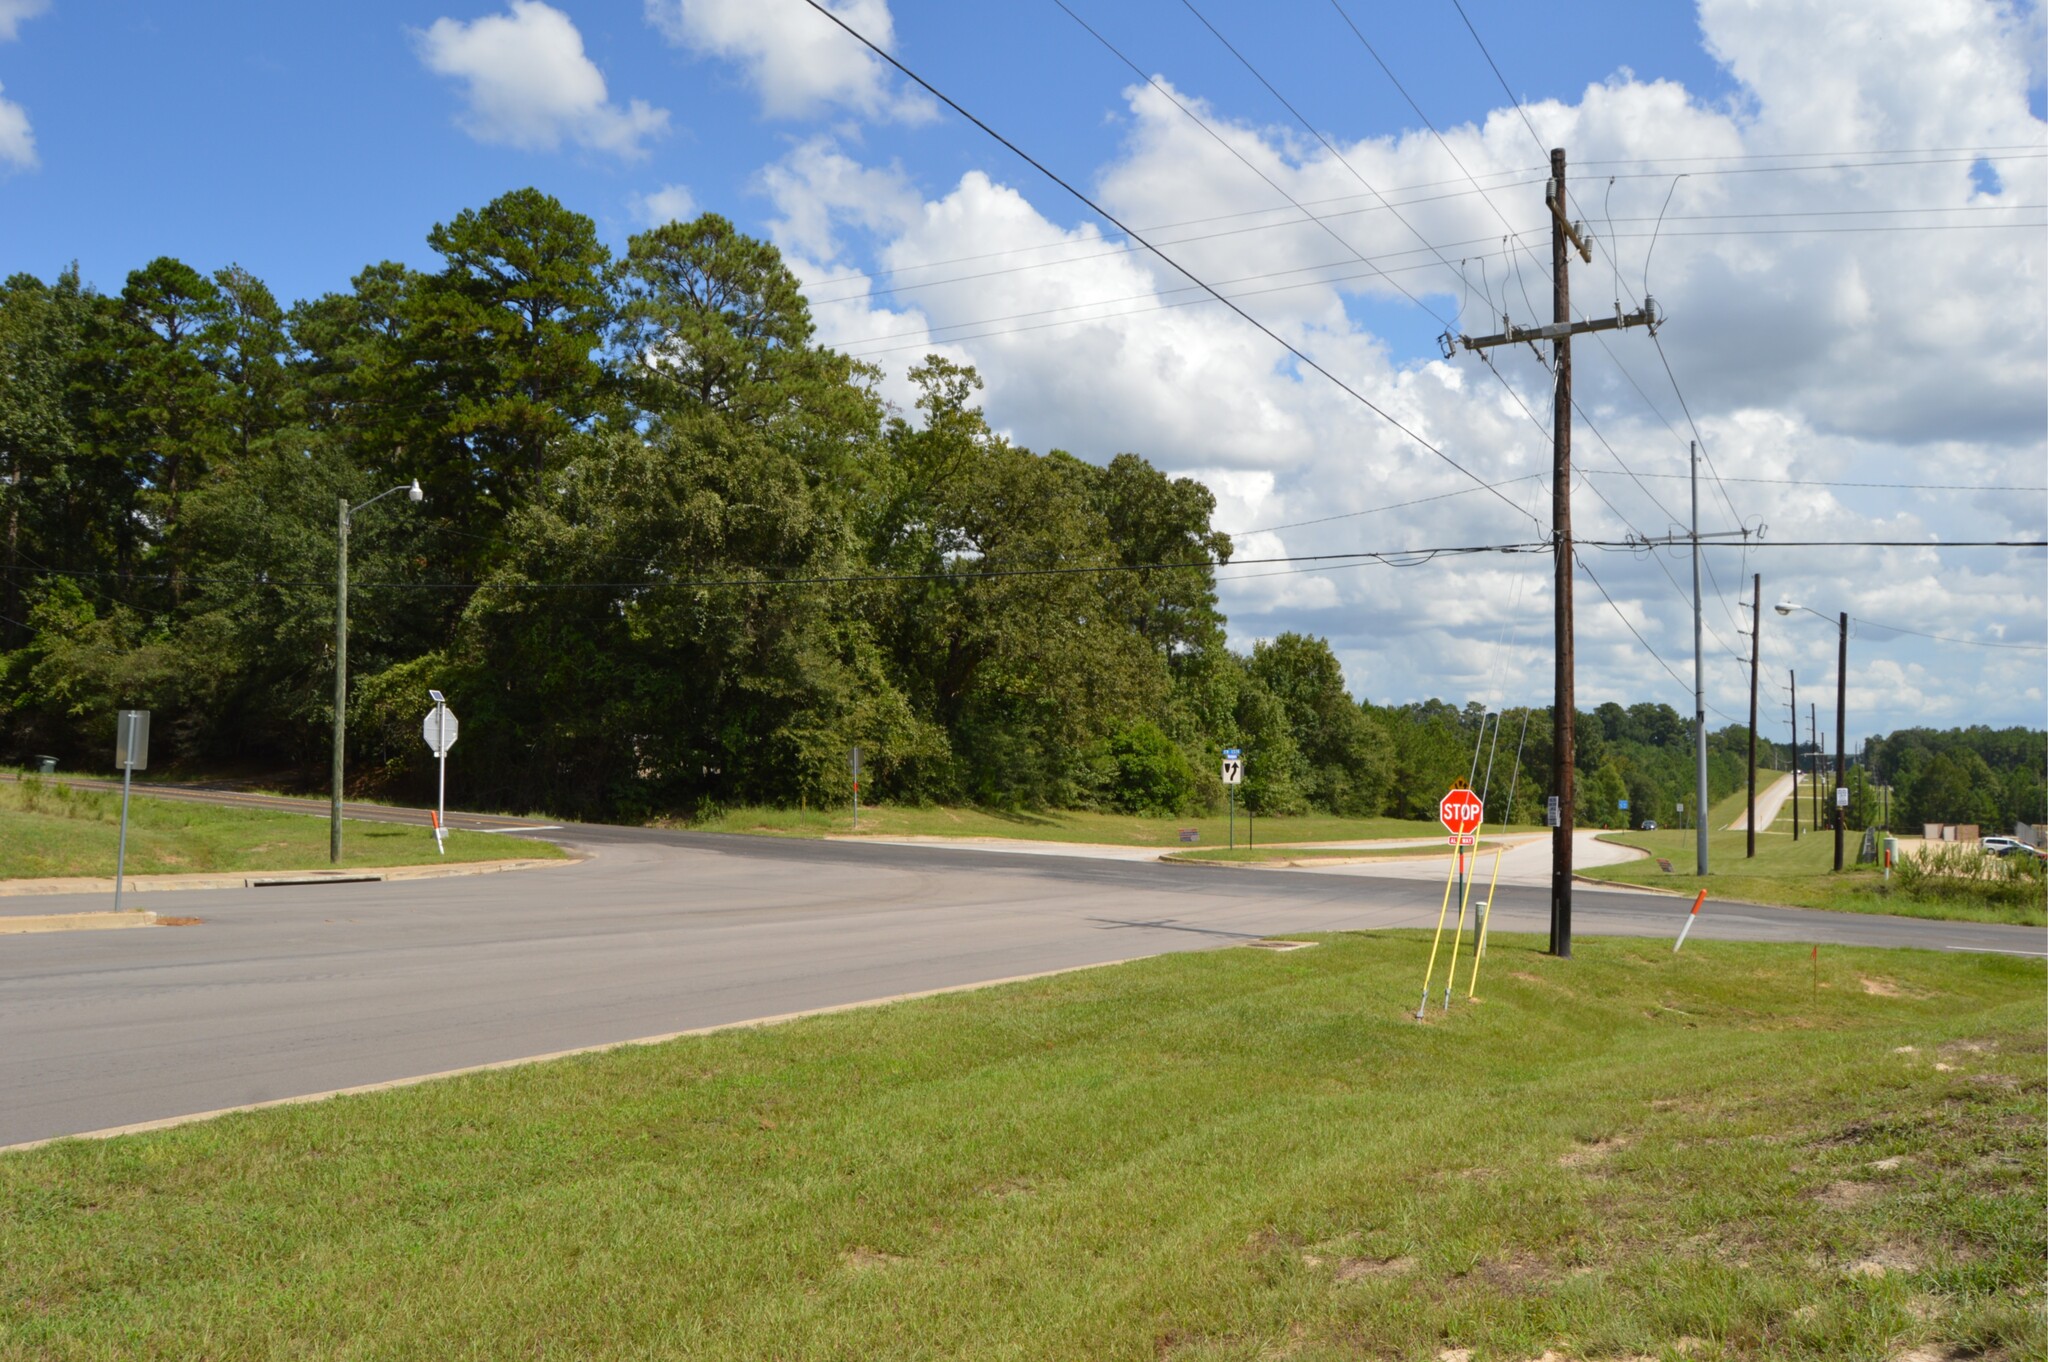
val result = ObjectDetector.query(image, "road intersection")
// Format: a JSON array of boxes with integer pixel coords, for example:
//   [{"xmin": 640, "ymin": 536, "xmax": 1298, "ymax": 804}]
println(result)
[{"xmin": 3, "ymin": 813, "xmax": 2040, "ymax": 1149}]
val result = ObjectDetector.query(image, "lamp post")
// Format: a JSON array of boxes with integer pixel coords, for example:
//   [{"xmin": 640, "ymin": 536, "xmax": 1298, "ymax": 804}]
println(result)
[
  {"xmin": 1777, "ymin": 600, "xmax": 1849, "ymax": 872},
  {"xmin": 332, "ymin": 480, "xmax": 423, "ymax": 863}
]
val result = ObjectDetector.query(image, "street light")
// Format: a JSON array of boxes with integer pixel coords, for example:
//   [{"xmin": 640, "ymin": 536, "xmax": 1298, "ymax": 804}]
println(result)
[
  {"xmin": 1776, "ymin": 599, "xmax": 1849, "ymax": 872},
  {"xmin": 331, "ymin": 480, "xmax": 423, "ymax": 862}
]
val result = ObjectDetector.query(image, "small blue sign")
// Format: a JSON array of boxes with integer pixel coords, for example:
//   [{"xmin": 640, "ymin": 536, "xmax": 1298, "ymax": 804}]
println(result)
[
  {"xmin": 1618, "ymin": 799, "xmax": 1630, "ymax": 810},
  {"xmin": 1222, "ymin": 747, "xmax": 1241, "ymax": 759}
]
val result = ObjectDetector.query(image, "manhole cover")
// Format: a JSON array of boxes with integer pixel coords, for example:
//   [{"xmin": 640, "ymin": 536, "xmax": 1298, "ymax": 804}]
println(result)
[{"xmin": 1243, "ymin": 939, "xmax": 1315, "ymax": 951}]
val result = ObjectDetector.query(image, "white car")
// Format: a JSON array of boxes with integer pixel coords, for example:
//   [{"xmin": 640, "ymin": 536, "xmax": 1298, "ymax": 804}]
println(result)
[{"xmin": 1981, "ymin": 836, "xmax": 2030, "ymax": 856}]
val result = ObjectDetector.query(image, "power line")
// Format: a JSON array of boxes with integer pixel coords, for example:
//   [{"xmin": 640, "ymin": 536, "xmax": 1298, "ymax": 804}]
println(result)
[
  {"xmin": 1572, "ymin": 143, "xmax": 2048, "ymax": 166},
  {"xmin": 1847, "ymin": 618, "xmax": 2048, "ymax": 652},
  {"xmin": 1220, "ymin": 475, "xmax": 1545, "ymax": 536},
  {"xmin": 795, "ymin": 0, "xmax": 1542, "ymax": 532},
  {"xmin": 21, "ymin": 541, "xmax": 1553, "ymax": 594},
  {"xmin": 1596, "ymin": 152, "xmax": 2046, "ymax": 179},
  {"xmin": 1585, "ymin": 471, "xmax": 2048, "ymax": 493},
  {"xmin": 1445, "ymin": 0, "xmax": 1550, "ymax": 160},
  {"xmin": 1051, "ymin": 0, "xmax": 1461, "ymax": 332},
  {"xmin": 1584, "ymin": 538, "xmax": 2047, "ymax": 549}
]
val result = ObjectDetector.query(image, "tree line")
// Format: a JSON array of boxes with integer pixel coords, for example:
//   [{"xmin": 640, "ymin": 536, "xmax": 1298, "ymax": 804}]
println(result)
[
  {"xmin": 1865, "ymin": 728, "xmax": 2046, "ymax": 833},
  {"xmin": 0, "ymin": 186, "xmax": 1855, "ymax": 823}
]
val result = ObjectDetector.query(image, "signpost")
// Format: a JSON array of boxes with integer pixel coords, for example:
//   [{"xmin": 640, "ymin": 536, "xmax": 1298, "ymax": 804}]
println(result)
[
  {"xmin": 1418, "ymin": 786, "xmax": 1486, "ymax": 1017},
  {"xmin": 112, "ymin": 710, "xmax": 149, "ymax": 914},
  {"xmin": 1222, "ymin": 747, "xmax": 1242, "ymax": 848},
  {"xmin": 850, "ymin": 745, "xmax": 862, "ymax": 831},
  {"xmin": 421, "ymin": 691, "xmax": 458, "ymax": 854}
]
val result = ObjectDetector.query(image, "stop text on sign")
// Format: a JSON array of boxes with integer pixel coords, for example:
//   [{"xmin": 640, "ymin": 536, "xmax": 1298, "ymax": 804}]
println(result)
[{"xmin": 1439, "ymin": 789, "xmax": 1484, "ymax": 835}]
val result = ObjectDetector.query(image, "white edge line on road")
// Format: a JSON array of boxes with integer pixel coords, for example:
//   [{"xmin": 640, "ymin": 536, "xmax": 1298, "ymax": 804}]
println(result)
[
  {"xmin": 1942, "ymin": 946, "xmax": 2048, "ymax": 956},
  {"xmin": 0, "ymin": 955, "xmax": 1145, "ymax": 1155}
]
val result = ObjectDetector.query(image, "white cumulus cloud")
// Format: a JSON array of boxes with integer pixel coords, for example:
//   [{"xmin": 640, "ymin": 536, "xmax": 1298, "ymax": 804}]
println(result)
[
  {"xmin": 417, "ymin": 1, "xmax": 669, "ymax": 159},
  {"xmin": 0, "ymin": 0, "xmax": 46, "ymax": 44},
  {"xmin": 0, "ymin": 79, "xmax": 31, "ymax": 169},
  {"xmin": 631, "ymin": 183, "xmax": 699, "ymax": 225},
  {"xmin": 764, "ymin": 0, "xmax": 2045, "ymax": 731},
  {"xmin": 645, "ymin": 0, "xmax": 933, "ymax": 124}
]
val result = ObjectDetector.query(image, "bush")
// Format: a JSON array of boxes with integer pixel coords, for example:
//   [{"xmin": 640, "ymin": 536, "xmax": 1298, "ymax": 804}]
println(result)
[
  {"xmin": 1892, "ymin": 843, "xmax": 2045, "ymax": 910},
  {"xmin": 1104, "ymin": 721, "xmax": 1196, "ymax": 815}
]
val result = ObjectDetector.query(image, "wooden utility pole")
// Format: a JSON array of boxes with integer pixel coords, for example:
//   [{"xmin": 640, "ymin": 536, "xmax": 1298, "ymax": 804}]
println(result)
[
  {"xmin": 1549, "ymin": 148, "xmax": 1575, "ymax": 957},
  {"xmin": 1788, "ymin": 670, "xmax": 1800, "ymax": 841},
  {"xmin": 1810, "ymin": 704, "xmax": 1820, "ymax": 830},
  {"xmin": 1834, "ymin": 612, "xmax": 1848, "ymax": 873},
  {"xmin": 1746, "ymin": 573, "xmax": 1760, "ymax": 858},
  {"xmin": 1453, "ymin": 148, "xmax": 1656, "ymax": 960}
]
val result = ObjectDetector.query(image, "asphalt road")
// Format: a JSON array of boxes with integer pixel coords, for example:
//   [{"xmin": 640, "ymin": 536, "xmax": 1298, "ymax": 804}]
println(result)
[{"xmin": 3, "ymin": 817, "xmax": 2041, "ymax": 1148}]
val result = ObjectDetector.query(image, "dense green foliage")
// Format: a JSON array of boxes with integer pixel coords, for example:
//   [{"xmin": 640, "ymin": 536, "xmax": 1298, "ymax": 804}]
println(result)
[
  {"xmin": 1866, "ymin": 726, "xmax": 2047, "ymax": 832},
  {"xmin": 2, "ymin": 187, "xmax": 2006, "ymax": 827}
]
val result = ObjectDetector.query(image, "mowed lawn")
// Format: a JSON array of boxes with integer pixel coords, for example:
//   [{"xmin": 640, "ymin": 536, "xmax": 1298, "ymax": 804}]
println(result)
[
  {"xmin": 0, "ymin": 778, "xmax": 563, "ymax": 878},
  {"xmin": 1594, "ymin": 782, "xmax": 2043, "ymax": 927},
  {"xmin": 692, "ymin": 802, "xmax": 1541, "ymax": 847},
  {"xmin": 3, "ymin": 935, "xmax": 2040, "ymax": 1360}
]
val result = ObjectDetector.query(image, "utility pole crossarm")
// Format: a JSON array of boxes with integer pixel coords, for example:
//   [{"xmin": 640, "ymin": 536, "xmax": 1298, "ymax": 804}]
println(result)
[
  {"xmin": 1459, "ymin": 300, "xmax": 1658, "ymax": 353},
  {"xmin": 1547, "ymin": 177, "xmax": 1594, "ymax": 263}
]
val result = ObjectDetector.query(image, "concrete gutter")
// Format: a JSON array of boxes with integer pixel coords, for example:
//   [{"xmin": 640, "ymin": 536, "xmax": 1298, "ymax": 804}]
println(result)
[{"xmin": 1, "ymin": 910, "xmax": 157, "ymax": 935}]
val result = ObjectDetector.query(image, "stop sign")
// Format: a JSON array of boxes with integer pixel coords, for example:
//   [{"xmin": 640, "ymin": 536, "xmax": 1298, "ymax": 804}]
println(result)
[{"xmin": 1439, "ymin": 788, "xmax": 1484, "ymax": 835}]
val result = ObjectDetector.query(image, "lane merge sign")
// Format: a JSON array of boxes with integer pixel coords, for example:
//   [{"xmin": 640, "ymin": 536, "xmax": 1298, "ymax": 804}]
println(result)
[
  {"xmin": 1221, "ymin": 748, "xmax": 1243, "ymax": 785},
  {"xmin": 1438, "ymin": 788, "xmax": 1483, "ymax": 836}
]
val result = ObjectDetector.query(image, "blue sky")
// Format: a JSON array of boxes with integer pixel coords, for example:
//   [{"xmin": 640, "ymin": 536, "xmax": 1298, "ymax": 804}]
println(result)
[
  {"xmin": 2, "ymin": 0, "xmax": 2044, "ymax": 735},
  {"xmin": 0, "ymin": 1, "xmax": 1739, "ymax": 327}
]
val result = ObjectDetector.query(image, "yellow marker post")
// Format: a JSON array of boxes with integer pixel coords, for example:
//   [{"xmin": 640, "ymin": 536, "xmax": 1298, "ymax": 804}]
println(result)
[
  {"xmin": 1414, "ymin": 848, "xmax": 1461, "ymax": 1020},
  {"xmin": 1440, "ymin": 843, "xmax": 1479, "ymax": 1013},
  {"xmin": 1467, "ymin": 847, "xmax": 1507, "ymax": 998}
]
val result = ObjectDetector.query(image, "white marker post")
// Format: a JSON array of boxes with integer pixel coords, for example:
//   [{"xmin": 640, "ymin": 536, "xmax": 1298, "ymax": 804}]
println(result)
[
  {"xmin": 1221, "ymin": 747, "xmax": 1243, "ymax": 847},
  {"xmin": 422, "ymin": 691, "xmax": 458, "ymax": 855},
  {"xmin": 1672, "ymin": 889, "xmax": 1708, "ymax": 951},
  {"xmin": 112, "ymin": 710, "xmax": 149, "ymax": 913}
]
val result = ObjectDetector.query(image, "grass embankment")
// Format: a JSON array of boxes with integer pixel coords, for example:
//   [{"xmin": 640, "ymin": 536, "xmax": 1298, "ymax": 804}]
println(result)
[
  {"xmin": 4, "ymin": 935, "xmax": 2040, "ymax": 1360},
  {"xmin": 690, "ymin": 802, "xmax": 1541, "ymax": 847},
  {"xmin": 1596, "ymin": 780, "xmax": 2043, "ymax": 927},
  {"xmin": 1164, "ymin": 839, "xmax": 1511, "ymax": 865},
  {"xmin": 0, "ymin": 777, "xmax": 563, "ymax": 879}
]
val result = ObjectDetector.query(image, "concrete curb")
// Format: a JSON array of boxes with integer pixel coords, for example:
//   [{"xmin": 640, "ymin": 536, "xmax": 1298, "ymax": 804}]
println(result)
[
  {"xmin": 1, "ymin": 910, "xmax": 157, "ymax": 935},
  {"xmin": 0, "ymin": 855, "xmax": 576, "ymax": 899},
  {"xmin": 1161, "ymin": 846, "xmax": 1507, "ymax": 870},
  {"xmin": 0, "ymin": 954, "xmax": 1146, "ymax": 1153}
]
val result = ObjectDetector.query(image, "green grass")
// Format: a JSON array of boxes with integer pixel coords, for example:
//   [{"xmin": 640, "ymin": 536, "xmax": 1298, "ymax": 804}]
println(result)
[
  {"xmin": 1594, "ymin": 777, "xmax": 2043, "ymax": 928},
  {"xmin": 3, "ymin": 935, "xmax": 2039, "ymax": 1360},
  {"xmin": 1164, "ymin": 840, "xmax": 1510, "ymax": 864},
  {"xmin": 689, "ymin": 802, "xmax": 1543, "ymax": 847},
  {"xmin": 0, "ymin": 777, "xmax": 565, "ymax": 879}
]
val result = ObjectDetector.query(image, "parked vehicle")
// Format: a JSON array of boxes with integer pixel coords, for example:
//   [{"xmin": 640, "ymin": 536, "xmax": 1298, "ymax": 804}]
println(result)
[
  {"xmin": 1640, "ymin": 819, "xmax": 1658, "ymax": 831},
  {"xmin": 1982, "ymin": 836, "xmax": 2026, "ymax": 856}
]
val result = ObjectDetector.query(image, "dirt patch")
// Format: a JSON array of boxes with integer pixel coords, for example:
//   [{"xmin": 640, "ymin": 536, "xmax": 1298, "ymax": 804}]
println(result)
[
  {"xmin": 155, "ymin": 916, "xmax": 203, "ymax": 927},
  {"xmin": 1559, "ymin": 1135, "xmax": 1631, "ymax": 1168},
  {"xmin": 1844, "ymin": 1243, "xmax": 1922, "ymax": 1278},
  {"xmin": 1816, "ymin": 1179, "xmax": 1881, "ymax": 1209},
  {"xmin": 1867, "ymin": 1155, "xmax": 1911, "ymax": 1171},
  {"xmin": 841, "ymin": 1247, "xmax": 904, "ymax": 1271},
  {"xmin": 1861, "ymin": 976, "xmax": 1904, "ymax": 996},
  {"xmin": 1333, "ymin": 1255, "xmax": 1415, "ymax": 1283},
  {"xmin": 1472, "ymin": 1251, "xmax": 1554, "ymax": 1292}
]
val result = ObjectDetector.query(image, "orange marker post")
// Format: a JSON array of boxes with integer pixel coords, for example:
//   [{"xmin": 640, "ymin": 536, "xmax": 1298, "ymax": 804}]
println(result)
[{"xmin": 1672, "ymin": 888, "xmax": 1707, "ymax": 951}]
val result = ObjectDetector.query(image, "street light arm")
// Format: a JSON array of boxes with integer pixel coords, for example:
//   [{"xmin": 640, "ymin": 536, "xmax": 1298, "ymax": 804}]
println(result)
[{"xmin": 348, "ymin": 480, "xmax": 424, "ymax": 521}]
